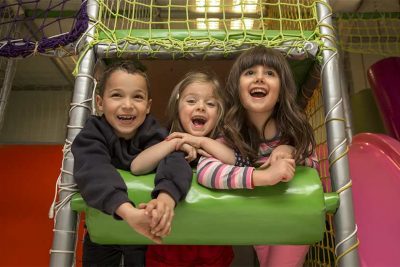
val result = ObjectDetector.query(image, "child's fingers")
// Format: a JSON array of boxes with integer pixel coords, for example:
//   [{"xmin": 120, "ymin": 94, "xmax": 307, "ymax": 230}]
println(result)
[
  {"xmin": 150, "ymin": 209, "xmax": 161, "ymax": 229},
  {"xmin": 188, "ymin": 148, "xmax": 197, "ymax": 161},
  {"xmin": 154, "ymin": 209, "xmax": 174, "ymax": 237},
  {"xmin": 166, "ymin": 132, "xmax": 184, "ymax": 140},
  {"xmin": 144, "ymin": 200, "xmax": 157, "ymax": 215},
  {"xmin": 146, "ymin": 232, "xmax": 162, "ymax": 244},
  {"xmin": 153, "ymin": 214, "xmax": 170, "ymax": 236},
  {"xmin": 137, "ymin": 203, "xmax": 147, "ymax": 209},
  {"xmin": 152, "ymin": 205, "xmax": 173, "ymax": 230},
  {"xmin": 286, "ymin": 158, "xmax": 296, "ymax": 168},
  {"xmin": 175, "ymin": 139, "xmax": 186, "ymax": 150},
  {"xmin": 184, "ymin": 146, "xmax": 197, "ymax": 162},
  {"xmin": 258, "ymin": 158, "xmax": 270, "ymax": 169},
  {"xmin": 197, "ymin": 149, "xmax": 211, "ymax": 158}
]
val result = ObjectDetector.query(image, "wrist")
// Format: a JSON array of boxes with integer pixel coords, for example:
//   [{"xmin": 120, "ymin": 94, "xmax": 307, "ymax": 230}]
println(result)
[
  {"xmin": 115, "ymin": 202, "xmax": 137, "ymax": 220},
  {"xmin": 198, "ymin": 137, "xmax": 206, "ymax": 148},
  {"xmin": 157, "ymin": 191, "xmax": 176, "ymax": 208},
  {"xmin": 252, "ymin": 170, "xmax": 271, "ymax": 187}
]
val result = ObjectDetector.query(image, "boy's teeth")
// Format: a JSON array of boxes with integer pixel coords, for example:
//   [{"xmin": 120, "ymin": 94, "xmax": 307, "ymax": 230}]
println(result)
[{"xmin": 118, "ymin": 115, "xmax": 134, "ymax": 120}]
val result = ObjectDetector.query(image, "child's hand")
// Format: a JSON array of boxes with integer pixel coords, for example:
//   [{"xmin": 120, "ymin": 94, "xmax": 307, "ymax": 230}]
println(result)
[
  {"xmin": 167, "ymin": 132, "xmax": 203, "ymax": 149},
  {"xmin": 253, "ymin": 158, "xmax": 296, "ymax": 186},
  {"xmin": 197, "ymin": 148, "xmax": 212, "ymax": 158},
  {"xmin": 180, "ymin": 143, "xmax": 197, "ymax": 162},
  {"xmin": 115, "ymin": 203, "xmax": 162, "ymax": 244},
  {"xmin": 260, "ymin": 145, "xmax": 295, "ymax": 168},
  {"xmin": 138, "ymin": 192, "xmax": 175, "ymax": 238}
]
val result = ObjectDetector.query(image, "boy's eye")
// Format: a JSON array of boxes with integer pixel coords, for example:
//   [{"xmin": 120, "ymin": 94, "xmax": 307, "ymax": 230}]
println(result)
[
  {"xmin": 134, "ymin": 94, "xmax": 145, "ymax": 100},
  {"xmin": 266, "ymin": 70, "xmax": 276, "ymax": 76},
  {"xmin": 111, "ymin": 93, "xmax": 122, "ymax": 98}
]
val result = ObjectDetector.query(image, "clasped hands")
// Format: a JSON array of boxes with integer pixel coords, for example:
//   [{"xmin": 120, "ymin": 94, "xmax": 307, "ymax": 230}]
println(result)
[
  {"xmin": 119, "ymin": 192, "xmax": 175, "ymax": 244},
  {"xmin": 165, "ymin": 132, "xmax": 211, "ymax": 161}
]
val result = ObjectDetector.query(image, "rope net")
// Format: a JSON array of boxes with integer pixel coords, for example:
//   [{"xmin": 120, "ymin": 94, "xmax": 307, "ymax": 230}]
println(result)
[
  {"xmin": 337, "ymin": 12, "xmax": 400, "ymax": 56},
  {"xmin": 304, "ymin": 85, "xmax": 337, "ymax": 266},
  {"xmin": 0, "ymin": 0, "xmax": 88, "ymax": 57},
  {"xmin": 91, "ymin": 0, "xmax": 324, "ymax": 59}
]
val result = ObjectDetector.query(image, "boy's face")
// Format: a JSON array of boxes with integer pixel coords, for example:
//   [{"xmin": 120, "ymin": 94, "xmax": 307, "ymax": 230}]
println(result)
[{"xmin": 96, "ymin": 70, "xmax": 151, "ymax": 140}]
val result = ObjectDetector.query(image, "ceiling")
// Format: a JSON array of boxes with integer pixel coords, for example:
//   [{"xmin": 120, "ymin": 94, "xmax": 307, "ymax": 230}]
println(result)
[{"xmin": 2, "ymin": 0, "xmax": 399, "ymax": 91}]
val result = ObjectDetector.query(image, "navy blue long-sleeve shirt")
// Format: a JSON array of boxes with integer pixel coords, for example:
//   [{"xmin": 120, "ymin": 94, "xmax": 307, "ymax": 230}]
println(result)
[{"xmin": 71, "ymin": 114, "xmax": 193, "ymax": 218}]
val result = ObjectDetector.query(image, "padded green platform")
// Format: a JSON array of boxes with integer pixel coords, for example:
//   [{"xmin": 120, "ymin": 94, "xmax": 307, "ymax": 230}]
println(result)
[{"xmin": 71, "ymin": 166, "xmax": 338, "ymax": 245}]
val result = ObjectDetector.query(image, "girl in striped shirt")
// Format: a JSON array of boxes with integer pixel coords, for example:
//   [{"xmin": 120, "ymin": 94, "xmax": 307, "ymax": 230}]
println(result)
[{"xmin": 196, "ymin": 46, "xmax": 319, "ymax": 267}]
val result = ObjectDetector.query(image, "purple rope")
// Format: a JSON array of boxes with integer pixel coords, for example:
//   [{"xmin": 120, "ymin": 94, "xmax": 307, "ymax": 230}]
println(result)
[{"xmin": 0, "ymin": 0, "xmax": 89, "ymax": 57}]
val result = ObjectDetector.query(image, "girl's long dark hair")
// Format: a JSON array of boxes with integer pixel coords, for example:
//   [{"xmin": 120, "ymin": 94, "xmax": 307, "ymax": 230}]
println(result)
[{"xmin": 222, "ymin": 46, "xmax": 315, "ymax": 163}]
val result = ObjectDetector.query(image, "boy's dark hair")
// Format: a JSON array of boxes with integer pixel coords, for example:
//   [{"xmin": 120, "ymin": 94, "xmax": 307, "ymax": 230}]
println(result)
[
  {"xmin": 223, "ymin": 45, "xmax": 316, "ymax": 163},
  {"xmin": 97, "ymin": 60, "xmax": 151, "ymax": 98}
]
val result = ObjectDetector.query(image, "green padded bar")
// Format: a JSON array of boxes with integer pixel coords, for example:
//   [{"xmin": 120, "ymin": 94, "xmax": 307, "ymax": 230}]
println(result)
[
  {"xmin": 71, "ymin": 166, "xmax": 338, "ymax": 245},
  {"xmin": 98, "ymin": 29, "xmax": 316, "ymax": 42}
]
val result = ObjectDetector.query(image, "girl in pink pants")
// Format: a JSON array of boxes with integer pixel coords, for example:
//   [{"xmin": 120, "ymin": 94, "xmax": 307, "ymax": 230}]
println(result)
[
  {"xmin": 196, "ymin": 46, "xmax": 318, "ymax": 266},
  {"xmin": 254, "ymin": 245, "xmax": 310, "ymax": 267}
]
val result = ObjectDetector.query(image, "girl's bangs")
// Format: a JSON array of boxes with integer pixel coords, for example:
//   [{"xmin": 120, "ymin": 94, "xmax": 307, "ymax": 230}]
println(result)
[{"xmin": 239, "ymin": 49, "xmax": 281, "ymax": 73}]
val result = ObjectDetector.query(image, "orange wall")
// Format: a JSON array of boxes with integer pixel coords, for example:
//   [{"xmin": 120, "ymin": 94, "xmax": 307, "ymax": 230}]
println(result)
[{"xmin": 0, "ymin": 145, "xmax": 82, "ymax": 266}]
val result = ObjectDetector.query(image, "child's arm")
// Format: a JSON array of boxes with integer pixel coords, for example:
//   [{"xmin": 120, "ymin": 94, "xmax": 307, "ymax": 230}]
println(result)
[
  {"xmin": 72, "ymin": 117, "xmax": 133, "ymax": 218},
  {"xmin": 131, "ymin": 139, "xmax": 196, "ymax": 175},
  {"xmin": 252, "ymin": 158, "xmax": 296, "ymax": 186},
  {"xmin": 167, "ymin": 132, "xmax": 236, "ymax": 165},
  {"xmin": 151, "ymin": 151, "xmax": 193, "ymax": 207},
  {"xmin": 197, "ymin": 156, "xmax": 295, "ymax": 189},
  {"xmin": 131, "ymin": 139, "xmax": 177, "ymax": 175},
  {"xmin": 259, "ymin": 144, "xmax": 295, "ymax": 169},
  {"xmin": 115, "ymin": 202, "xmax": 162, "ymax": 243}
]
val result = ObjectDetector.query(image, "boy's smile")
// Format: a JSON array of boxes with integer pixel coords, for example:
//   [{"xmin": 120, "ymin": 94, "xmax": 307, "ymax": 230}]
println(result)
[{"xmin": 96, "ymin": 70, "xmax": 152, "ymax": 140}]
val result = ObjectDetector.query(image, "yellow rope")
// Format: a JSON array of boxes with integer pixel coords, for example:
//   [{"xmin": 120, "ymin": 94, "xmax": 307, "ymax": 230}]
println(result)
[{"xmin": 335, "ymin": 239, "xmax": 360, "ymax": 266}]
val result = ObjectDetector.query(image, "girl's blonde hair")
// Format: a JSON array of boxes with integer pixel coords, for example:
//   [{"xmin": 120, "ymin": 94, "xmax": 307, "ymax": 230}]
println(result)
[{"xmin": 166, "ymin": 70, "xmax": 224, "ymax": 138}]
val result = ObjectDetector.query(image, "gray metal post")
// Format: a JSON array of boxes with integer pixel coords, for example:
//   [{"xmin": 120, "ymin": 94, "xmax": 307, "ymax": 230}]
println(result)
[
  {"xmin": 316, "ymin": 1, "xmax": 359, "ymax": 266},
  {"xmin": 49, "ymin": 1, "xmax": 99, "ymax": 266},
  {"xmin": 339, "ymin": 55, "xmax": 354, "ymax": 143},
  {"xmin": 0, "ymin": 59, "xmax": 17, "ymax": 132}
]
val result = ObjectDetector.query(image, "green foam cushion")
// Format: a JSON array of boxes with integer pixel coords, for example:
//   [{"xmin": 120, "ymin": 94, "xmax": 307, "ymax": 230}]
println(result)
[{"xmin": 71, "ymin": 166, "xmax": 334, "ymax": 245}]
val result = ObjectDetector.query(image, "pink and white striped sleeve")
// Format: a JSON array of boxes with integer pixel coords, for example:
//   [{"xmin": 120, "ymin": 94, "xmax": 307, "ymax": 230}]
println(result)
[
  {"xmin": 301, "ymin": 150, "xmax": 319, "ymax": 171},
  {"xmin": 197, "ymin": 156, "xmax": 254, "ymax": 189}
]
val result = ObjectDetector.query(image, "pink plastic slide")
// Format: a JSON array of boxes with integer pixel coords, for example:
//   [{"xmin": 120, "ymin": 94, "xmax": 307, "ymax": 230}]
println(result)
[{"xmin": 349, "ymin": 133, "xmax": 400, "ymax": 266}]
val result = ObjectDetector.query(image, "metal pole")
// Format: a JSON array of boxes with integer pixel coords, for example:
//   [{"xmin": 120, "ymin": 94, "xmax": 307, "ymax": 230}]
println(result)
[
  {"xmin": 332, "ymin": 15, "xmax": 354, "ymax": 143},
  {"xmin": 0, "ymin": 59, "xmax": 17, "ymax": 132},
  {"xmin": 49, "ymin": 1, "xmax": 99, "ymax": 266},
  {"xmin": 316, "ymin": 1, "xmax": 359, "ymax": 266},
  {"xmin": 339, "ymin": 54, "xmax": 354, "ymax": 143}
]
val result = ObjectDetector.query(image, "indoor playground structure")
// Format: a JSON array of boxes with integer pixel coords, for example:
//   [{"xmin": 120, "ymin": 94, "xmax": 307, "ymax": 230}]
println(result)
[{"xmin": 0, "ymin": 1, "xmax": 399, "ymax": 266}]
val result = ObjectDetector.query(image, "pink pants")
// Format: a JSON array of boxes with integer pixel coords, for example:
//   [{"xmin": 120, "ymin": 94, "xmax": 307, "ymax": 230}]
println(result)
[{"xmin": 254, "ymin": 245, "xmax": 309, "ymax": 267}]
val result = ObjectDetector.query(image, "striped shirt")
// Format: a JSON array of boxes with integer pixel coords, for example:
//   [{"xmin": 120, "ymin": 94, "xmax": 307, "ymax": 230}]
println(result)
[{"xmin": 197, "ymin": 137, "xmax": 319, "ymax": 189}]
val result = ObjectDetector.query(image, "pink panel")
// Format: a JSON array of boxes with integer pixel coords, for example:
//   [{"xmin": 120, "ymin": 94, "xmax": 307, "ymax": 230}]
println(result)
[{"xmin": 349, "ymin": 133, "xmax": 400, "ymax": 266}]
